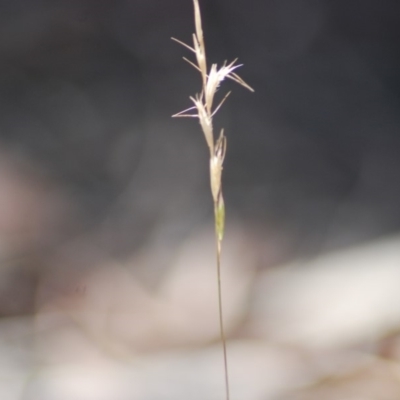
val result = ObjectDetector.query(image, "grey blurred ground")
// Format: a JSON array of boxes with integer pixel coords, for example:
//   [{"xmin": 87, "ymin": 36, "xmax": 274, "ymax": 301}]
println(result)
[{"xmin": 1, "ymin": 0, "xmax": 400, "ymax": 399}]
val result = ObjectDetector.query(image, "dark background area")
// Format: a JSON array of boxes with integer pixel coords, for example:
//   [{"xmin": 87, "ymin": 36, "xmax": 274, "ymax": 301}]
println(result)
[{"xmin": 0, "ymin": 0, "xmax": 399, "ymax": 311}]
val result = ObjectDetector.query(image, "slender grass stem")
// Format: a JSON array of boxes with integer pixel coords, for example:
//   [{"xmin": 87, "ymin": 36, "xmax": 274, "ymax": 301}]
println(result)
[
  {"xmin": 216, "ymin": 235, "xmax": 230, "ymax": 400},
  {"xmin": 172, "ymin": 2, "xmax": 253, "ymax": 398}
]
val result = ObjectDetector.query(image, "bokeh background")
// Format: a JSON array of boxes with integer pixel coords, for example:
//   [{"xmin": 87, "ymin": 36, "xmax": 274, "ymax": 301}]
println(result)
[{"xmin": 1, "ymin": 0, "xmax": 400, "ymax": 399}]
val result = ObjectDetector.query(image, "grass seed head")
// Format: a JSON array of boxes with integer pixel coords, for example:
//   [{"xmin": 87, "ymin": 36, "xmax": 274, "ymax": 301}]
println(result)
[
  {"xmin": 172, "ymin": 0, "xmax": 253, "ymax": 150},
  {"xmin": 210, "ymin": 130, "xmax": 226, "ymax": 203}
]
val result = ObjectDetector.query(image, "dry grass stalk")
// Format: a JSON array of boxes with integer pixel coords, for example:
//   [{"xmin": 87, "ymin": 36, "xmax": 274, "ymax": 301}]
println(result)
[{"xmin": 172, "ymin": 1, "xmax": 253, "ymax": 399}]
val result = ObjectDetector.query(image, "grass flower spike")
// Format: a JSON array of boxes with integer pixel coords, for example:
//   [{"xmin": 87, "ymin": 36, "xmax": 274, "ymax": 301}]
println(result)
[{"xmin": 172, "ymin": 1, "xmax": 253, "ymax": 399}]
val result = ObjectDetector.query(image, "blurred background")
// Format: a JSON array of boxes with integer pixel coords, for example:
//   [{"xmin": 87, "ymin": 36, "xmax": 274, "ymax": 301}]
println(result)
[{"xmin": 1, "ymin": 0, "xmax": 400, "ymax": 399}]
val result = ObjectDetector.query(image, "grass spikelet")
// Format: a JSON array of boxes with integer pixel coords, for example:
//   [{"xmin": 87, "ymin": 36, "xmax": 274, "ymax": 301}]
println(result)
[{"xmin": 172, "ymin": 1, "xmax": 253, "ymax": 399}]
